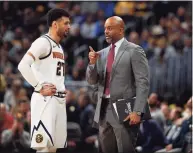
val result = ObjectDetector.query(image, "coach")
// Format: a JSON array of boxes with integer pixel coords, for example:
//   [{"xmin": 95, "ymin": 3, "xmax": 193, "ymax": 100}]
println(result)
[{"xmin": 86, "ymin": 16, "xmax": 151, "ymax": 153}]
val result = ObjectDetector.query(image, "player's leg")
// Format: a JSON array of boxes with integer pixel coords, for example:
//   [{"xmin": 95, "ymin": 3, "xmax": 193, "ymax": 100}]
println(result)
[
  {"xmin": 31, "ymin": 93, "xmax": 57, "ymax": 152},
  {"xmin": 54, "ymin": 97, "xmax": 67, "ymax": 149},
  {"xmin": 36, "ymin": 147, "xmax": 49, "ymax": 153},
  {"xmin": 36, "ymin": 147, "xmax": 57, "ymax": 153}
]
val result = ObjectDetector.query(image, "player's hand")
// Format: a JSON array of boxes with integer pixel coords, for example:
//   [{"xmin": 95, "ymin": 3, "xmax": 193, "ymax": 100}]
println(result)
[
  {"xmin": 88, "ymin": 46, "xmax": 100, "ymax": 65},
  {"xmin": 40, "ymin": 83, "xmax": 56, "ymax": 96},
  {"xmin": 124, "ymin": 112, "xmax": 141, "ymax": 125}
]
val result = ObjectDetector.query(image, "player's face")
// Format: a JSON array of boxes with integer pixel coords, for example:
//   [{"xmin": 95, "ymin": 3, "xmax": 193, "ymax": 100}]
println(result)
[{"xmin": 56, "ymin": 16, "xmax": 71, "ymax": 39}]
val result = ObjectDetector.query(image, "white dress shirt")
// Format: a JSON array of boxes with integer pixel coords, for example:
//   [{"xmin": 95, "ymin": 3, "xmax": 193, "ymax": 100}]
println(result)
[{"xmin": 112, "ymin": 37, "xmax": 125, "ymax": 59}]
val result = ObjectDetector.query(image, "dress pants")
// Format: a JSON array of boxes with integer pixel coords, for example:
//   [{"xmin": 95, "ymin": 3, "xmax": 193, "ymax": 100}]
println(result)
[{"xmin": 98, "ymin": 98, "xmax": 139, "ymax": 153}]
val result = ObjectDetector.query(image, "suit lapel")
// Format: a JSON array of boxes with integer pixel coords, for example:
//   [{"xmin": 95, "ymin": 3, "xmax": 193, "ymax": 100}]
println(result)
[{"xmin": 111, "ymin": 39, "xmax": 128, "ymax": 81}]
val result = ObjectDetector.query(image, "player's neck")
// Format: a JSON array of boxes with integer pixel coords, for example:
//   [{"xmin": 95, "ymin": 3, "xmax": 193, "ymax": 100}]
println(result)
[{"xmin": 48, "ymin": 29, "xmax": 60, "ymax": 44}]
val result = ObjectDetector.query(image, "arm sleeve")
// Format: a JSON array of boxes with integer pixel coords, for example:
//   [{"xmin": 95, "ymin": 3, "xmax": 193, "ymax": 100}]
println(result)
[
  {"xmin": 86, "ymin": 50, "xmax": 103, "ymax": 85},
  {"xmin": 18, "ymin": 37, "xmax": 50, "ymax": 87},
  {"xmin": 90, "ymin": 84, "xmax": 99, "ymax": 104},
  {"xmin": 86, "ymin": 63, "xmax": 99, "ymax": 85},
  {"xmin": 131, "ymin": 46, "xmax": 150, "ymax": 113}
]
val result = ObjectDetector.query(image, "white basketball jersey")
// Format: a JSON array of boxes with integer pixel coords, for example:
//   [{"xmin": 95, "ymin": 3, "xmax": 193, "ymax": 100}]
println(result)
[{"xmin": 31, "ymin": 34, "xmax": 65, "ymax": 91}]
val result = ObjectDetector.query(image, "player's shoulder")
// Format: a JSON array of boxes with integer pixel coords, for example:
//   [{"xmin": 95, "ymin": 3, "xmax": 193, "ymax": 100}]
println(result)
[{"xmin": 32, "ymin": 35, "xmax": 50, "ymax": 46}]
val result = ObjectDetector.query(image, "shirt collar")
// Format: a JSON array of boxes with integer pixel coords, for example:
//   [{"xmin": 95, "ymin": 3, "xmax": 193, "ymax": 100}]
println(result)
[{"xmin": 111, "ymin": 37, "xmax": 125, "ymax": 49}]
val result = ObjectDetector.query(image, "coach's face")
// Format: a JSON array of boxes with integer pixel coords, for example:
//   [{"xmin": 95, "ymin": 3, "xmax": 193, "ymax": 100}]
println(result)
[
  {"xmin": 104, "ymin": 18, "xmax": 123, "ymax": 44},
  {"xmin": 56, "ymin": 16, "xmax": 71, "ymax": 39}
]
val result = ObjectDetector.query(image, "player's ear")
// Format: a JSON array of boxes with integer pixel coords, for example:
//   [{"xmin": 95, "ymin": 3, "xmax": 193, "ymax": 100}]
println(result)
[{"xmin": 52, "ymin": 21, "xmax": 57, "ymax": 28}]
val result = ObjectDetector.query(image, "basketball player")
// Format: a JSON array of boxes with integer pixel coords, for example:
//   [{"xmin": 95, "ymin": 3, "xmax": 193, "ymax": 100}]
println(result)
[{"xmin": 18, "ymin": 8, "xmax": 71, "ymax": 153}]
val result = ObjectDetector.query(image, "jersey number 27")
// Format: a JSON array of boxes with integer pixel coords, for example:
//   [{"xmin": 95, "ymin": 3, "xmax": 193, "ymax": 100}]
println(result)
[{"xmin": 56, "ymin": 61, "xmax": 65, "ymax": 76}]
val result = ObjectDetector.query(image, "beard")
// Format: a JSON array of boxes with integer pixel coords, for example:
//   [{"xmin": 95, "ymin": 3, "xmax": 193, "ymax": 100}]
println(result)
[
  {"xmin": 57, "ymin": 29, "xmax": 69, "ymax": 40},
  {"xmin": 105, "ymin": 36, "xmax": 112, "ymax": 44},
  {"xmin": 63, "ymin": 31, "xmax": 69, "ymax": 38}
]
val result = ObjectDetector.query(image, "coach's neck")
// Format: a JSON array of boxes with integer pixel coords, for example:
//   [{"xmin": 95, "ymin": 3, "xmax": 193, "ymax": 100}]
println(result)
[{"xmin": 48, "ymin": 29, "xmax": 60, "ymax": 44}]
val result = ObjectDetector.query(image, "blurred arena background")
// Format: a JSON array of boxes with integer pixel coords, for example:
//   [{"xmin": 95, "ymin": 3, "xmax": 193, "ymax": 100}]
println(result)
[{"xmin": 0, "ymin": 1, "xmax": 192, "ymax": 153}]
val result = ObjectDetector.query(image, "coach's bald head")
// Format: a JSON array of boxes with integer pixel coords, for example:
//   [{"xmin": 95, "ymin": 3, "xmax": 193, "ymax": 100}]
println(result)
[
  {"xmin": 104, "ymin": 16, "xmax": 125, "ymax": 44},
  {"xmin": 107, "ymin": 16, "xmax": 125, "ymax": 29}
]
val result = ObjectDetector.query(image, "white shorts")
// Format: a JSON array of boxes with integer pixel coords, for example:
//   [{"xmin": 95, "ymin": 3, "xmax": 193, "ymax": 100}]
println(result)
[{"xmin": 30, "ymin": 92, "xmax": 67, "ymax": 150}]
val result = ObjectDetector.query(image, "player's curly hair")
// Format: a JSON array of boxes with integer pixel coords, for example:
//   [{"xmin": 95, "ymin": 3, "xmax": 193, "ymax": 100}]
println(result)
[{"xmin": 47, "ymin": 8, "xmax": 70, "ymax": 27}]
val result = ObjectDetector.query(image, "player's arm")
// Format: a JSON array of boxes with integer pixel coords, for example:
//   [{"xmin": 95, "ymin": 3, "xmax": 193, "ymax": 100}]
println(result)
[{"xmin": 18, "ymin": 38, "xmax": 56, "ymax": 95}]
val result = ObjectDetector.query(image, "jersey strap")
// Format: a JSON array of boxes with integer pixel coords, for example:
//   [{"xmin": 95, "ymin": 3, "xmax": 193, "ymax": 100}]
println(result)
[
  {"xmin": 44, "ymin": 34, "xmax": 60, "ymax": 48},
  {"xmin": 39, "ymin": 35, "xmax": 52, "ymax": 60}
]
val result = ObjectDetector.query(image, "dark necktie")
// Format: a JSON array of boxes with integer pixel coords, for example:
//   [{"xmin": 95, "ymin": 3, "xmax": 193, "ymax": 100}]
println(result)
[{"xmin": 104, "ymin": 44, "xmax": 116, "ymax": 96}]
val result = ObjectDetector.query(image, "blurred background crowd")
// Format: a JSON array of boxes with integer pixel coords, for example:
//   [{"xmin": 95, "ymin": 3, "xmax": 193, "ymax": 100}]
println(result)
[{"xmin": 0, "ymin": 1, "xmax": 192, "ymax": 153}]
